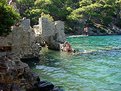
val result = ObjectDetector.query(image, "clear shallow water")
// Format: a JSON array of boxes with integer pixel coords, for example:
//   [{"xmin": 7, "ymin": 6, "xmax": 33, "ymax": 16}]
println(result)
[{"xmin": 32, "ymin": 35, "xmax": 121, "ymax": 91}]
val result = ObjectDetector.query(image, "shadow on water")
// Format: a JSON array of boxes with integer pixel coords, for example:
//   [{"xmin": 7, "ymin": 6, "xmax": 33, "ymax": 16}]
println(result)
[{"xmin": 20, "ymin": 57, "xmax": 40, "ymax": 68}]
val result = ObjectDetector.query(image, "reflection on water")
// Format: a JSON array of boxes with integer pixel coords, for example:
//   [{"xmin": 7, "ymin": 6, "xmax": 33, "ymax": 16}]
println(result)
[{"xmin": 32, "ymin": 36, "xmax": 121, "ymax": 91}]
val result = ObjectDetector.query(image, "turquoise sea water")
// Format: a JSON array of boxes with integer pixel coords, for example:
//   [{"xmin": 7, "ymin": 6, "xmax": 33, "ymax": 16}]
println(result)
[{"xmin": 32, "ymin": 35, "xmax": 121, "ymax": 91}]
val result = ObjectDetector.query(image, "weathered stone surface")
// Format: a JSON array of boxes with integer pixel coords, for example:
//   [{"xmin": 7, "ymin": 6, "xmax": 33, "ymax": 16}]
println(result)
[
  {"xmin": 0, "ymin": 55, "xmax": 64, "ymax": 91},
  {"xmin": 0, "ymin": 56, "xmax": 40, "ymax": 91},
  {"xmin": 34, "ymin": 17, "xmax": 66, "ymax": 50},
  {"xmin": 0, "ymin": 17, "xmax": 66, "ymax": 58},
  {"xmin": 54, "ymin": 21, "xmax": 65, "ymax": 43},
  {"xmin": 0, "ymin": 19, "xmax": 41, "ymax": 59},
  {"xmin": 19, "ymin": 19, "xmax": 31, "ymax": 30},
  {"xmin": 39, "ymin": 18, "xmax": 55, "ymax": 37}
]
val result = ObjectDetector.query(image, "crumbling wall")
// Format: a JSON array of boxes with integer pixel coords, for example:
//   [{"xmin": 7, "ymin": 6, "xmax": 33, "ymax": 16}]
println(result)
[
  {"xmin": 36, "ymin": 17, "xmax": 66, "ymax": 50},
  {"xmin": 54, "ymin": 21, "xmax": 66, "ymax": 43},
  {"xmin": 0, "ymin": 19, "xmax": 41, "ymax": 58}
]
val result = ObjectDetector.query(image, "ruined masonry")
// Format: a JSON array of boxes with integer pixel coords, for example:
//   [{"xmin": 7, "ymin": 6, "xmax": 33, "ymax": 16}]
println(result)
[
  {"xmin": 0, "ymin": 19, "xmax": 41, "ymax": 59},
  {"xmin": 34, "ymin": 17, "xmax": 66, "ymax": 50},
  {"xmin": 0, "ymin": 17, "xmax": 66, "ymax": 58},
  {"xmin": 0, "ymin": 17, "xmax": 65, "ymax": 90}
]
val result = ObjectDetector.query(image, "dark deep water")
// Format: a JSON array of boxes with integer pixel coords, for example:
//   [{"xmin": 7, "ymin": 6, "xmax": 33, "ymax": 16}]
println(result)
[{"xmin": 32, "ymin": 35, "xmax": 121, "ymax": 91}]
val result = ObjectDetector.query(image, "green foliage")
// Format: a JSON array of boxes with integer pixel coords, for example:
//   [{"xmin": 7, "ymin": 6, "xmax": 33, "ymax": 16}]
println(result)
[
  {"xmin": 0, "ymin": 1, "xmax": 20, "ymax": 36},
  {"xmin": 34, "ymin": 0, "xmax": 69, "ymax": 20},
  {"xmin": 41, "ymin": 12, "xmax": 54, "ymax": 21},
  {"xmin": 24, "ymin": 9, "xmax": 42, "ymax": 25},
  {"xmin": 68, "ymin": 0, "xmax": 121, "ymax": 27},
  {"xmin": 14, "ymin": 0, "xmax": 121, "ymax": 34},
  {"xmin": 0, "ymin": 0, "xmax": 7, "ymax": 5},
  {"xmin": 16, "ymin": 0, "xmax": 79, "ymax": 26},
  {"xmin": 16, "ymin": 0, "xmax": 34, "ymax": 16},
  {"xmin": 79, "ymin": 0, "xmax": 93, "ymax": 6}
]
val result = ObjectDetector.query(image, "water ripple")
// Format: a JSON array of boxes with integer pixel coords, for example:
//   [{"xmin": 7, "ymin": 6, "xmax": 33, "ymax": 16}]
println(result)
[{"xmin": 32, "ymin": 35, "xmax": 121, "ymax": 91}]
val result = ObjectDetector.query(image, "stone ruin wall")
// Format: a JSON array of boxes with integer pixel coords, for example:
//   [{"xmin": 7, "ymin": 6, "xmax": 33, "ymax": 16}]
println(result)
[
  {"xmin": 54, "ymin": 21, "xmax": 65, "ymax": 43},
  {"xmin": 39, "ymin": 17, "xmax": 66, "ymax": 43},
  {"xmin": 39, "ymin": 18, "xmax": 54, "ymax": 37},
  {"xmin": 0, "ymin": 19, "xmax": 40, "ymax": 58},
  {"xmin": 37, "ymin": 17, "xmax": 66, "ymax": 50},
  {"xmin": 0, "ymin": 17, "xmax": 66, "ymax": 58}
]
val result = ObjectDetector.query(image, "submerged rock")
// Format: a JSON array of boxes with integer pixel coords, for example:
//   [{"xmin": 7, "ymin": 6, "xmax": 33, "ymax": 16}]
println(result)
[
  {"xmin": 27, "ymin": 80, "xmax": 64, "ymax": 91},
  {"xmin": 37, "ymin": 81, "xmax": 54, "ymax": 91}
]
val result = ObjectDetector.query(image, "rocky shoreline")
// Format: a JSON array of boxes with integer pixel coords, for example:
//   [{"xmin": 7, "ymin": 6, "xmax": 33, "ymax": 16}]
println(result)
[
  {"xmin": 0, "ymin": 54, "xmax": 64, "ymax": 91},
  {"xmin": 69, "ymin": 25, "xmax": 121, "ymax": 36},
  {"xmin": 0, "ymin": 15, "xmax": 67, "ymax": 91}
]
